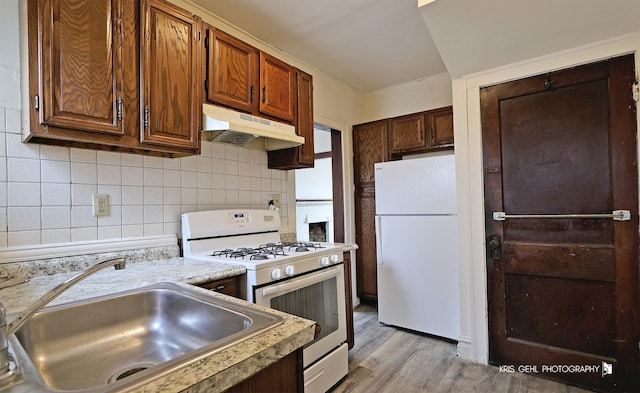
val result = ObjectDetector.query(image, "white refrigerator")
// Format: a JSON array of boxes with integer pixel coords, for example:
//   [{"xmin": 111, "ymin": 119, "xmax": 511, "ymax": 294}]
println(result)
[{"xmin": 374, "ymin": 154, "xmax": 460, "ymax": 340}]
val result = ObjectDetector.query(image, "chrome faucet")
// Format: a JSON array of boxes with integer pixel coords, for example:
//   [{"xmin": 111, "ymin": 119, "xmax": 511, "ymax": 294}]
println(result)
[{"xmin": 0, "ymin": 257, "xmax": 126, "ymax": 375}]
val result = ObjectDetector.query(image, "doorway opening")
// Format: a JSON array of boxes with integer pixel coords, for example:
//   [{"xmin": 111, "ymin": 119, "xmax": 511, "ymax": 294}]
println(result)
[{"xmin": 294, "ymin": 125, "xmax": 344, "ymax": 243}]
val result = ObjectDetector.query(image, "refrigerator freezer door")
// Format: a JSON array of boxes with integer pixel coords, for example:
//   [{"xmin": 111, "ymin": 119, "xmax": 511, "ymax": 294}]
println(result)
[
  {"xmin": 376, "ymin": 215, "xmax": 460, "ymax": 339},
  {"xmin": 374, "ymin": 154, "xmax": 456, "ymax": 215}
]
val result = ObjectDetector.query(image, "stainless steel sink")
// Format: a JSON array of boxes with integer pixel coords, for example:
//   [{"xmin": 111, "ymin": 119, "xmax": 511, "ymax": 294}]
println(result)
[{"xmin": 10, "ymin": 282, "xmax": 283, "ymax": 392}]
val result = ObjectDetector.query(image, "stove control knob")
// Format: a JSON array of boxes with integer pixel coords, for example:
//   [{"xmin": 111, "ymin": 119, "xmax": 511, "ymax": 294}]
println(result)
[
  {"xmin": 330, "ymin": 254, "xmax": 340, "ymax": 263},
  {"xmin": 284, "ymin": 265, "xmax": 295, "ymax": 277},
  {"xmin": 321, "ymin": 256, "xmax": 330, "ymax": 267},
  {"xmin": 271, "ymin": 268, "xmax": 282, "ymax": 280}
]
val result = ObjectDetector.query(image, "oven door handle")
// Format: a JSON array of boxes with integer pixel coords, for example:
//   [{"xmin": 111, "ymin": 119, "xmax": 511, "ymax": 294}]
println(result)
[{"xmin": 261, "ymin": 266, "xmax": 341, "ymax": 297}]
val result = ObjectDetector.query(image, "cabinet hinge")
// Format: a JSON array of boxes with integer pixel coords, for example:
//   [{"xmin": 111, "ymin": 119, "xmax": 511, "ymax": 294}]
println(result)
[
  {"xmin": 34, "ymin": 95, "xmax": 39, "ymax": 112},
  {"xmin": 144, "ymin": 106, "xmax": 149, "ymax": 129},
  {"xmin": 116, "ymin": 96, "xmax": 123, "ymax": 121},
  {"xmin": 633, "ymin": 79, "xmax": 639, "ymax": 103},
  {"xmin": 204, "ymin": 80, "xmax": 208, "ymax": 93},
  {"xmin": 204, "ymin": 35, "xmax": 209, "ymax": 49}
]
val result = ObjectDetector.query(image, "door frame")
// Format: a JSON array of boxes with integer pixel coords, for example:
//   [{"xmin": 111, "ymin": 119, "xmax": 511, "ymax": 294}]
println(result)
[{"xmin": 452, "ymin": 33, "xmax": 640, "ymax": 364}]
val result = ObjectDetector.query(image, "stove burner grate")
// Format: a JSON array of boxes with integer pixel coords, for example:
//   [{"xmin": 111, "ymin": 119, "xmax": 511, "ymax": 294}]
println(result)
[{"xmin": 210, "ymin": 241, "xmax": 326, "ymax": 260}]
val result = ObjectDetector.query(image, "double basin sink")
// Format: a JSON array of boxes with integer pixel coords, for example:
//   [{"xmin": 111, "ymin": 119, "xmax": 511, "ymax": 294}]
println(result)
[{"xmin": 6, "ymin": 282, "xmax": 283, "ymax": 392}]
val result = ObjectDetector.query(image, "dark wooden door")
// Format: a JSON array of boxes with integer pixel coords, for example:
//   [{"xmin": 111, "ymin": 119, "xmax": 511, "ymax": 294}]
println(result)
[
  {"xmin": 482, "ymin": 55, "xmax": 639, "ymax": 392},
  {"xmin": 140, "ymin": 0, "xmax": 201, "ymax": 150}
]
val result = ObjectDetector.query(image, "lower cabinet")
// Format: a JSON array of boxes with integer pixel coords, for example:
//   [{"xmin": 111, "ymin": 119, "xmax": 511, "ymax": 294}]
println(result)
[
  {"xmin": 197, "ymin": 276, "xmax": 240, "ymax": 298},
  {"xmin": 343, "ymin": 251, "xmax": 354, "ymax": 349},
  {"xmin": 223, "ymin": 348, "xmax": 303, "ymax": 393}
]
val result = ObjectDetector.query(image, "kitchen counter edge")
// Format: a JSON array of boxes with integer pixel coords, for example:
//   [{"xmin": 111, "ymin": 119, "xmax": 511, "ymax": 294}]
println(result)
[{"xmin": 0, "ymin": 257, "xmax": 317, "ymax": 393}]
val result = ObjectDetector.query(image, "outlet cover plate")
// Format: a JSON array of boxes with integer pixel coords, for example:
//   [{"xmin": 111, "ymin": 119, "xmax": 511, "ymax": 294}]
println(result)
[{"xmin": 92, "ymin": 194, "xmax": 109, "ymax": 217}]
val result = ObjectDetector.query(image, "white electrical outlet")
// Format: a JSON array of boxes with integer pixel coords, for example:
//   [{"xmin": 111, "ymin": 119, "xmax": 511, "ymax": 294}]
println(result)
[
  {"xmin": 92, "ymin": 194, "xmax": 109, "ymax": 217},
  {"xmin": 266, "ymin": 193, "xmax": 281, "ymax": 209}
]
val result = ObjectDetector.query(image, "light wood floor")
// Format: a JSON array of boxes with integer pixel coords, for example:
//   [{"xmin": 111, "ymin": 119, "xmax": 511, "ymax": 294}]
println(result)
[{"xmin": 331, "ymin": 304, "xmax": 592, "ymax": 393}]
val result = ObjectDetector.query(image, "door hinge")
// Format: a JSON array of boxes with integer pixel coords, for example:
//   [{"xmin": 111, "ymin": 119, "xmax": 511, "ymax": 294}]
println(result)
[
  {"xmin": 632, "ymin": 80, "xmax": 639, "ymax": 103},
  {"xmin": 144, "ymin": 106, "xmax": 149, "ymax": 129},
  {"xmin": 34, "ymin": 95, "xmax": 39, "ymax": 112},
  {"xmin": 116, "ymin": 96, "xmax": 123, "ymax": 121}
]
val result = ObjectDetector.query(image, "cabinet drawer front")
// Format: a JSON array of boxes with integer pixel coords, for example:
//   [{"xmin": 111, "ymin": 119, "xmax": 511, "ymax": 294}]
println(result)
[{"xmin": 199, "ymin": 277, "xmax": 240, "ymax": 298}]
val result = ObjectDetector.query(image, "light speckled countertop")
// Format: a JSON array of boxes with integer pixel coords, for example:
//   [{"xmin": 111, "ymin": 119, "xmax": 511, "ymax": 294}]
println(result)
[{"xmin": 0, "ymin": 257, "xmax": 317, "ymax": 393}]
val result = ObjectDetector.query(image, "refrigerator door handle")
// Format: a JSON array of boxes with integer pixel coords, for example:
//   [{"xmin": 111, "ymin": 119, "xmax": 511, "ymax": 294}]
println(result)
[{"xmin": 375, "ymin": 215, "xmax": 383, "ymax": 265}]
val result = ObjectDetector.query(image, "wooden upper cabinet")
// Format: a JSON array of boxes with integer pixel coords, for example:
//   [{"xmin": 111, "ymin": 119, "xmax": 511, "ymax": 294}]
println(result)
[
  {"xmin": 140, "ymin": 0, "xmax": 201, "ymax": 151},
  {"xmin": 267, "ymin": 68, "xmax": 314, "ymax": 169},
  {"xmin": 427, "ymin": 106, "xmax": 454, "ymax": 148},
  {"xmin": 388, "ymin": 112, "xmax": 427, "ymax": 154},
  {"xmin": 206, "ymin": 28, "xmax": 258, "ymax": 113},
  {"xmin": 294, "ymin": 69, "xmax": 315, "ymax": 166},
  {"xmin": 259, "ymin": 52, "xmax": 295, "ymax": 121},
  {"xmin": 34, "ymin": 0, "xmax": 124, "ymax": 135},
  {"xmin": 353, "ymin": 120, "xmax": 388, "ymax": 188}
]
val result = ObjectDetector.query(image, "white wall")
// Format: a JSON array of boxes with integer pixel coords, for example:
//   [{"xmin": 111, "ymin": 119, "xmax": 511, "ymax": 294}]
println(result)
[
  {"xmin": 453, "ymin": 32, "xmax": 640, "ymax": 363},
  {"xmin": 0, "ymin": 0, "xmax": 364, "ymax": 249},
  {"xmin": 360, "ymin": 71, "xmax": 453, "ymax": 123}
]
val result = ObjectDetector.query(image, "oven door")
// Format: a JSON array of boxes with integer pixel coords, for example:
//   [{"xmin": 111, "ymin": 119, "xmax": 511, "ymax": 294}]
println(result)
[{"xmin": 254, "ymin": 264, "xmax": 346, "ymax": 368}]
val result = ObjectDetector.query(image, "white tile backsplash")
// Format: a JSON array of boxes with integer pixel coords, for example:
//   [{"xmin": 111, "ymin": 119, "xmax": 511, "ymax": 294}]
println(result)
[
  {"xmin": 42, "ymin": 183, "xmax": 71, "ymax": 206},
  {"xmin": 71, "ymin": 162, "xmax": 97, "ymax": 184},
  {"xmin": 8, "ymin": 158, "xmax": 40, "ymax": 182},
  {"xmin": 41, "ymin": 160, "xmax": 71, "ymax": 183},
  {"xmin": 7, "ymin": 133, "xmax": 39, "ymax": 158},
  {"xmin": 8, "ymin": 182, "xmax": 40, "ymax": 206},
  {"xmin": 0, "ymin": 92, "xmax": 288, "ymax": 248},
  {"xmin": 8, "ymin": 207, "xmax": 40, "ymax": 231},
  {"xmin": 41, "ymin": 206, "xmax": 70, "ymax": 229}
]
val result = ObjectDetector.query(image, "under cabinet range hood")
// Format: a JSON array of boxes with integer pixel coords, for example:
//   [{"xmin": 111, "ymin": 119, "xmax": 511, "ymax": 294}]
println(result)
[{"xmin": 202, "ymin": 104, "xmax": 304, "ymax": 151}]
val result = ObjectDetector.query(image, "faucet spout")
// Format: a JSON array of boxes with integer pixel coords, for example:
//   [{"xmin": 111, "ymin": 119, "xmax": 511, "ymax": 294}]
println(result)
[{"xmin": 0, "ymin": 257, "xmax": 126, "ymax": 375}]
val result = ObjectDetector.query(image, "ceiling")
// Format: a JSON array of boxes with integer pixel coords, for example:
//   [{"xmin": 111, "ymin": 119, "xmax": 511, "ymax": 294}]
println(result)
[{"xmin": 191, "ymin": 0, "xmax": 640, "ymax": 94}]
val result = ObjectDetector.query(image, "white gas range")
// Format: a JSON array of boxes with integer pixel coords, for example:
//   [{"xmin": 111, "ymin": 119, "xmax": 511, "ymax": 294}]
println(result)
[{"xmin": 181, "ymin": 209, "xmax": 350, "ymax": 393}]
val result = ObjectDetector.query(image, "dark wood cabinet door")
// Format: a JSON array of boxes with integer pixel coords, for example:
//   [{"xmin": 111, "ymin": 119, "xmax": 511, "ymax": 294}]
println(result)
[
  {"xmin": 36, "ymin": 0, "xmax": 124, "ymax": 135},
  {"xmin": 427, "ymin": 106, "xmax": 454, "ymax": 148},
  {"xmin": 267, "ymin": 69, "xmax": 314, "ymax": 169},
  {"xmin": 353, "ymin": 120, "xmax": 388, "ymax": 188},
  {"xmin": 388, "ymin": 112, "xmax": 427, "ymax": 153},
  {"xmin": 294, "ymin": 70, "xmax": 315, "ymax": 166},
  {"xmin": 343, "ymin": 251, "xmax": 354, "ymax": 349},
  {"xmin": 482, "ymin": 55, "xmax": 638, "ymax": 392},
  {"xmin": 140, "ymin": 0, "xmax": 201, "ymax": 151},
  {"xmin": 355, "ymin": 188, "xmax": 378, "ymax": 302},
  {"xmin": 223, "ymin": 348, "xmax": 302, "ymax": 393},
  {"xmin": 206, "ymin": 28, "xmax": 258, "ymax": 113},
  {"xmin": 259, "ymin": 52, "xmax": 295, "ymax": 121}
]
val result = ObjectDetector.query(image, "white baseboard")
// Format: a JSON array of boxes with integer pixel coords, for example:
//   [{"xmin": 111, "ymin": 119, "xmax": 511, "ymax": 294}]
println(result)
[{"xmin": 456, "ymin": 335, "xmax": 475, "ymax": 361}]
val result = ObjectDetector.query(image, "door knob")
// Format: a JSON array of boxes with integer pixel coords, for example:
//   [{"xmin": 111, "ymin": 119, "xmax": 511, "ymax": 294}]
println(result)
[{"xmin": 488, "ymin": 235, "xmax": 502, "ymax": 260}]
